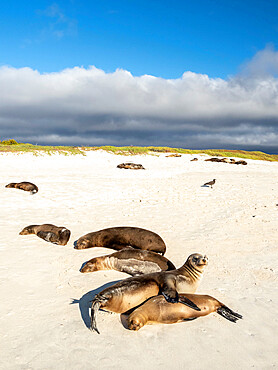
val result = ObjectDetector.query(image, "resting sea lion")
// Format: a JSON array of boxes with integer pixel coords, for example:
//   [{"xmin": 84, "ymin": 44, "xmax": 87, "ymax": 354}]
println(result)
[
  {"xmin": 81, "ymin": 249, "xmax": 176, "ymax": 276},
  {"xmin": 90, "ymin": 253, "xmax": 208, "ymax": 333},
  {"xmin": 75, "ymin": 227, "xmax": 166, "ymax": 255},
  {"xmin": 117, "ymin": 163, "xmax": 145, "ymax": 170},
  {"xmin": 19, "ymin": 224, "xmax": 71, "ymax": 246},
  {"xmin": 128, "ymin": 293, "xmax": 242, "ymax": 331},
  {"xmin": 235, "ymin": 160, "xmax": 247, "ymax": 165},
  {"xmin": 5, "ymin": 181, "xmax": 38, "ymax": 194}
]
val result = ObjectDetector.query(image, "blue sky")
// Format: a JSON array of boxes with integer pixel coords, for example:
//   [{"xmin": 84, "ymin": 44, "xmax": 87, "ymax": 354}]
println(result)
[
  {"xmin": 0, "ymin": 1, "xmax": 278, "ymax": 152},
  {"xmin": 1, "ymin": 0, "xmax": 277, "ymax": 78}
]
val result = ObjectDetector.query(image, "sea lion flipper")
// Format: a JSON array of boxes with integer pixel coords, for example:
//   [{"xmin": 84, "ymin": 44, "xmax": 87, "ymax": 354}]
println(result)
[
  {"xmin": 90, "ymin": 300, "xmax": 101, "ymax": 334},
  {"xmin": 162, "ymin": 290, "xmax": 179, "ymax": 303},
  {"xmin": 161, "ymin": 278, "xmax": 179, "ymax": 303},
  {"xmin": 217, "ymin": 306, "xmax": 242, "ymax": 322},
  {"xmin": 161, "ymin": 279, "xmax": 201, "ymax": 311},
  {"xmin": 178, "ymin": 296, "xmax": 201, "ymax": 311},
  {"xmin": 37, "ymin": 231, "xmax": 59, "ymax": 244}
]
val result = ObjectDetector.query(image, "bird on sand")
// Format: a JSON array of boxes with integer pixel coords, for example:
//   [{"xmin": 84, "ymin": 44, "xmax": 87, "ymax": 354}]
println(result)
[{"xmin": 203, "ymin": 179, "xmax": 216, "ymax": 188}]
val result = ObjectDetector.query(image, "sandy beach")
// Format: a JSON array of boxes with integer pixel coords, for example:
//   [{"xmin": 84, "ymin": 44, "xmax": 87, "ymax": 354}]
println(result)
[{"xmin": 1, "ymin": 151, "xmax": 277, "ymax": 369}]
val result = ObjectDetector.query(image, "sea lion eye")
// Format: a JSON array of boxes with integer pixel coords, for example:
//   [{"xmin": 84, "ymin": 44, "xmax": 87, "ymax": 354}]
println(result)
[{"xmin": 192, "ymin": 257, "xmax": 197, "ymax": 263}]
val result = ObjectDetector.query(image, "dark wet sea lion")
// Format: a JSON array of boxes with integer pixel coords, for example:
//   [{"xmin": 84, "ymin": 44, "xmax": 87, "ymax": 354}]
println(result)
[
  {"xmin": 81, "ymin": 249, "xmax": 176, "ymax": 276},
  {"xmin": 128, "ymin": 293, "xmax": 242, "ymax": 331},
  {"xmin": 75, "ymin": 227, "xmax": 166, "ymax": 255},
  {"xmin": 6, "ymin": 182, "xmax": 38, "ymax": 194},
  {"xmin": 90, "ymin": 253, "xmax": 208, "ymax": 333},
  {"xmin": 19, "ymin": 224, "xmax": 71, "ymax": 246},
  {"xmin": 117, "ymin": 163, "xmax": 145, "ymax": 170}
]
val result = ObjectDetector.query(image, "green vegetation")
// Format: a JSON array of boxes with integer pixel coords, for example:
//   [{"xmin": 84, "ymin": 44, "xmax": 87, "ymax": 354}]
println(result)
[
  {"xmin": 1, "ymin": 139, "xmax": 19, "ymax": 145},
  {"xmin": 0, "ymin": 142, "xmax": 277, "ymax": 161},
  {"xmin": 95, "ymin": 146, "xmax": 278, "ymax": 161},
  {"xmin": 0, "ymin": 142, "xmax": 85, "ymax": 156}
]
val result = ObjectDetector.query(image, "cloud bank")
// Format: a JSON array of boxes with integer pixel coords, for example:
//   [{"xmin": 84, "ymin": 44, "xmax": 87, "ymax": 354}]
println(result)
[{"xmin": 1, "ymin": 46, "xmax": 278, "ymax": 152}]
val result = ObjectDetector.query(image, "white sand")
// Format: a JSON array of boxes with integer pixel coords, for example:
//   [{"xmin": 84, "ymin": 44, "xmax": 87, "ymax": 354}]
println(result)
[{"xmin": 0, "ymin": 151, "xmax": 277, "ymax": 369}]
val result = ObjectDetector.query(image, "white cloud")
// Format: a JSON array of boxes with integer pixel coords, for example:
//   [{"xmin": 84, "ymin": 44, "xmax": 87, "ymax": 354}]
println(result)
[
  {"xmin": 1, "ymin": 46, "xmax": 278, "ymax": 151},
  {"xmin": 240, "ymin": 44, "xmax": 278, "ymax": 78}
]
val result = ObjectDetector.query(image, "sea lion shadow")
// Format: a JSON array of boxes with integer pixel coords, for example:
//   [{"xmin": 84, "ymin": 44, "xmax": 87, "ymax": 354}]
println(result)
[
  {"xmin": 79, "ymin": 261, "xmax": 88, "ymax": 271},
  {"xmin": 201, "ymin": 185, "xmax": 209, "ymax": 188},
  {"xmin": 70, "ymin": 280, "xmax": 122, "ymax": 329},
  {"xmin": 73, "ymin": 240, "xmax": 78, "ymax": 248},
  {"xmin": 120, "ymin": 313, "xmax": 129, "ymax": 330}
]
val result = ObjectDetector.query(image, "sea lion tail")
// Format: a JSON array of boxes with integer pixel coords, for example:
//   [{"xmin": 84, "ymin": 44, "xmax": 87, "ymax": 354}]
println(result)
[
  {"xmin": 90, "ymin": 299, "xmax": 101, "ymax": 334},
  {"xmin": 217, "ymin": 305, "xmax": 243, "ymax": 323}
]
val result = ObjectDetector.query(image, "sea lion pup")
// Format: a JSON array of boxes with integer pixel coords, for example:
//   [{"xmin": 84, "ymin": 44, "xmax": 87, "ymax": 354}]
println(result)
[
  {"xmin": 75, "ymin": 227, "xmax": 166, "ymax": 255},
  {"xmin": 19, "ymin": 224, "xmax": 71, "ymax": 246},
  {"xmin": 128, "ymin": 294, "xmax": 242, "ymax": 331},
  {"xmin": 81, "ymin": 249, "xmax": 176, "ymax": 276},
  {"xmin": 90, "ymin": 253, "xmax": 208, "ymax": 333},
  {"xmin": 5, "ymin": 181, "xmax": 38, "ymax": 194}
]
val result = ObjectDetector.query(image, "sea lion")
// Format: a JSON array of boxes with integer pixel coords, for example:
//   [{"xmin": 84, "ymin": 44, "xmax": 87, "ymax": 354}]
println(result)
[
  {"xmin": 117, "ymin": 163, "xmax": 145, "ymax": 170},
  {"xmin": 235, "ymin": 160, "xmax": 247, "ymax": 165},
  {"xmin": 128, "ymin": 293, "xmax": 242, "ymax": 331},
  {"xmin": 5, "ymin": 181, "xmax": 38, "ymax": 194},
  {"xmin": 166, "ymin": 154, "xmax": 182, "ymax": 157},
  {"xmin": 19, "ymin": 224, "xmax": 71, "ymax": 246},
  {"xmin": 81, "ymin": 249, "xmax": 176, "ymax": 276},
  {"xmin": 75, "ymin": 227, "xmax": 166, "ymax": 255},
  {"xmin": 190, "ymin": 158, "xmax": 198, "ymax": 161},
  {"xmin": 90, "ymin": 253, "xmax": 208, "ymax": 333},
  {"xmin": 205, "ymin": 157, "xmax": 222, "ymax": 162}
]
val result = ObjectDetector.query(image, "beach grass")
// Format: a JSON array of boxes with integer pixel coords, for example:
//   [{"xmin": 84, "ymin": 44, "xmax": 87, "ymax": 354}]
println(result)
[{"xmin": 0, "ymin": 141, "xmax": 277, "ymax": 161}]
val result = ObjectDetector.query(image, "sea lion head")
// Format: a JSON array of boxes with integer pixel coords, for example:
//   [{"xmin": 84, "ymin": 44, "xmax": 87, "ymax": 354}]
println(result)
[
  {"xmin": 5, "ymin": 183, "xmax": 16, "ymax": 188},
  {"xmin": 19, "ymin": 225, "xmax": 36, "ymax": 235},
  {"xmin": 74, "ymin": 237, "xmax": 91, "ymax": 249},
  {"xmin": 186, "ymin": 253, "xmax": 208, "ymax": 272},
  {"xmin": 128, "ymin": 313, "xmax": 147, "ymax": 331}
]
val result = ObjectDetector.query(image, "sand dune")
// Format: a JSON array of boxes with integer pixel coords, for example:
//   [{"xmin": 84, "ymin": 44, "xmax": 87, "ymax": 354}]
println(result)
[{"xmin": 0, "ymin": 151, "xmax": 277, "ymax": 369}]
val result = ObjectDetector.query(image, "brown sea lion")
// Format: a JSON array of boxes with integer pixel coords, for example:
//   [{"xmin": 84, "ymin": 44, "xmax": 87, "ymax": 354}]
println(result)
[
  {"xmin": 5, "ymin": 181, "xmax": 38, "ymax": 194},
  {"xmin": 75, "ymin": 227, "xmax": 166, "ymax": 255},
  {"xmin": 19, "ymin": 224, "xmax": 71, "ymax": 246},
  {"xmin": 166, "ymin": 154, "xmax": 182, "ymax": 157},
  {"xmin": 81, "ymin": 249, "xmax": 176, "ymax": 276},
  {"xmin": 128, "ymin": 293, "xmax": 242, "ymax": 331},
  {"xmin": 235, "ymin": 160, "xmax": 247, "ymax": 165},
  {"xmin": 190, "ymin": 158, "xmax": 198, "ymax": 161},
  {"xmin": 117, "ymin": 163, "xmax": 145, "ymax": 170},
  {"xmin": 90, "ymin": 253, "xmax": 208, "ymax": 333},
  {"xmin": 205, "ymin": 157, "xmax": 222, "ymax": 162}
]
